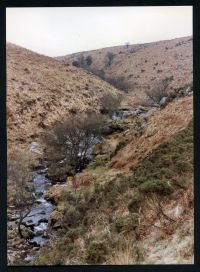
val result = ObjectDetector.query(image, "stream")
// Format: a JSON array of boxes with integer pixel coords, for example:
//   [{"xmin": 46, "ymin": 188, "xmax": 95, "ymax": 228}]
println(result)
[{"xmin": 7, "ymin": 165, "xmax": 56, "ymax": 264}]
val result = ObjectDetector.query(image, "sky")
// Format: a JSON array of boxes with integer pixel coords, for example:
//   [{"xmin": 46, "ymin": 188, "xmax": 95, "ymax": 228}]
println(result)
[{"xmin": 6, "ymin": 6, "xmax": 192, "ymax": 57}]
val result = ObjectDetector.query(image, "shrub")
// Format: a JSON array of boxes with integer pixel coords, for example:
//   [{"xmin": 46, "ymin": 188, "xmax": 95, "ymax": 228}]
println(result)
[
  {"xmin": 128, "ymin": 193, "xmax": 142, "ymax": 213},
  {"xmin": 63, "ymin": 206, "xmax": 82, "ymax": 228},
  {"xmin": 85, "ymin": 55, "xmax": 92, "ymax": 66},
  {"xmin": 7, "ymin": 150, "xmax": 35, "ymax": 238},
  {"xmin": 65, "ymin": 228, "xmax": 83, "ymax": 242},
  {"xmin": 113, "ymin": 217, "xmax": 126, "ymax": 233},
  {"xmin": 176, "ymin": 160, "xmax": 192, "ymax": 173},
  {"xmin": 89, "ymin": 68, "xmax": 105, "ymax": 79},
  {"xmin": 139, "ymin": 179, "xmax": 174, "ymax": 195},
  {"xmin": 145, "ymin": 78, "xmax": 169, "ymax": 106},
  {"xmin": 85, "ymin": 240, "xmax": 108, "ymax": 264},
  {"xmin": 47, "ymin": 163, "xmax": 72, "ymax": 181},
  {"xmin": 100, "ymin": 93, "xmax": 122, "ymax": 117},
  {"xmin": 36, "ymin": 248, "xmax": 64, "ymax": 265},
  {"xmin": 125, "ymin": 42, "xmax": 130, "ymax": 49},
  {"xmin": 72, "ymin": 60, "xmax": 80, "ymax": 67},
  {"xmin": 76, "ymin": 201, "xmax": 90, "ymax": 214},
  {"xmin": 105, "ymin": 76, "xmax": 129, "ymax": 92},
  {"xmin": 90, "ymin": 158, "xmax": 106, "ymax": 169},
  {"xmin": 44, "ymin": 112, "xmax": 105, "ymax": 183},
  {"xmin": 104, "ymin": 52, "xmax": 115, "ymax": 67},
  {"xmin": 113, "ymin": 216, "xmax": 138, "ymax": 234}
]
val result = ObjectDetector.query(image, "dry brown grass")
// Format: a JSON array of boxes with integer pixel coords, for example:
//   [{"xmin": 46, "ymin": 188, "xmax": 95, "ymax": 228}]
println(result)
[
  {"xmin": 139, "ymin": 182, "xmax": 193, "ymax": 264},
  {"xmin": 108, "ymin": 239, "xmax": 138, "ymax": 264},
  {"xmin": 7, "ymin": 43, "xmax": 120, "ymax": 153},
  {"xmin": 73, "ymin": 173, "xmax": 96, "ymax": 188},
  {"xmin": 58, "ymin": 36, "xmax": 192, "ymax": 98},
  {"xmin": 110, "ymin": 96, "xmax": 193, "ymax": 171}
]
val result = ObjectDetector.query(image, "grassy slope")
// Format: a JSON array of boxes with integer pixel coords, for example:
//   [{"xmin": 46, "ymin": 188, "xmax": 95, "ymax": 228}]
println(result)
[
  {"xmin": 110, "ymin": 96, "xmax": 193, "ymax": 171},
  {"xmin": 36, "ymin": 116, "xmax": 193, "ymax": 265},
  {"xmin": 7, "ymin": 43, "xmax": 120, "ymax": 153},
  {"xmin": 57, "ymin": 36, "xmax": 192, "ymax": 101}
]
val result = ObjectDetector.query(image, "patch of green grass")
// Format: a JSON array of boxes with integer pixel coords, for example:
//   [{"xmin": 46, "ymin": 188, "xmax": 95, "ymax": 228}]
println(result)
[{"xmin": 130, "ymin": 120, "xmax": 193, "ymax": 193}]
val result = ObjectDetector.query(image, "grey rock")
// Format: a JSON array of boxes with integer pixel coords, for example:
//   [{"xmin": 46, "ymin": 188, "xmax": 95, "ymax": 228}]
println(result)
[
  {"xmin": 137, "ymin": 106, "xmax": 147, "ymax": 111},
  {"xmin": 21, "ymin": 225, "xmax": 35, "ymax": 239},
  {"xmin": 159, "ymin": 97, "xmax": 167, "ymax": 106},
  {"xmin": 185, "ymin": 86, "xmax": 190, "ymax": 95},
  {"xmin": 34, "ymin": 222, "xmax": 48, "ymax": 236}
]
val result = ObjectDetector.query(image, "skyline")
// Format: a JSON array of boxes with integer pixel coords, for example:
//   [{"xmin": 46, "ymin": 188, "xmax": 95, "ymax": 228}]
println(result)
[{"xmin": 6, "ymin": 6, "xmax": 192, "ymax": 57}]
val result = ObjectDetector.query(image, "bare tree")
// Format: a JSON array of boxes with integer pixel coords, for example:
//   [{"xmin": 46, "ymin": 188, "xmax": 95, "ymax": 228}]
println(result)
[
  {"xmin": 106, "ymin": 76, "xmax": 130, "ymax": 93},
  {"xmin": 44, "ymin": 112, "xmax": 105, "ymax": 186},
  {"xmin": 125, "ymin": 42, "xmax": 130, "ymax": 49},
  {"xmin": 100, "ymin": 93, "xmax": 122, "ymax": 117},
  {"xmin": 145, "ymin": 79, "xmax": 170, "ymax": 107},
  {"xmin": 85, "ymin": 55, "xmax": 93, "ymax": 66},
  {"xmin": 7, "ymin": 151, "xmax": 35, "ymax": 238},
  {"xmin": 89, "ymin": 68, "xmax": 105, "ymax": 80},
  {"xmin": 72, "ymin": 55, "xmax": 86, "ymax": 68},
  {"xmin": 104, "ymin": 52, "xmax": 115, "ymax": 67}
]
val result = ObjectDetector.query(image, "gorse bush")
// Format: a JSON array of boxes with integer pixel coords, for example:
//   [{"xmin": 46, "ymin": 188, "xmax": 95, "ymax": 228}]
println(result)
[
  {"xmin": 62, "ymin": 206, "xmax": 82, "ymax": 229},
  {"xmin": 138, "ymin": 179, "xmax": 174, "ymax": 195},
  {"xmin": 130, "ymin": 120, "xmax": 193, "ymax": 192},
  {"xmin": 64, "ymin": 227, "xmax": 83, "ymax": 242},
  {"xmin": 128, "ymin": 193, "xmax": 142, "ymax": 213},
  {"xmin": 113, "ymin": 215, "xmax": 138, "ymax": 234},
  {"xmin": 85, "ymin": 240, "xmax": 108, "ymax": 264}
]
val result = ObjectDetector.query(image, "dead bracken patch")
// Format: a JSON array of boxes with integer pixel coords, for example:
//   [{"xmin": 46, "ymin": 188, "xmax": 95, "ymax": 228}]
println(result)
[{"xmin": 110, "ymin": 96, "xmax": 193, "ymax": 171}]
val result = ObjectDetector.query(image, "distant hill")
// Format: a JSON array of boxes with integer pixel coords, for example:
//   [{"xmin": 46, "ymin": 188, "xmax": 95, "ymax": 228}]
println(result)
[{"xmin": 57, "ymin": 36, "xmax": 192, "ymax": 99}]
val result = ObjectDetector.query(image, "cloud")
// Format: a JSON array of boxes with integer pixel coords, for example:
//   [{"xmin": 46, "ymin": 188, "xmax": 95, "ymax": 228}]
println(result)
[{"xmin": 6, "ymin": 6, "xmax": 192, "ymax": 57}]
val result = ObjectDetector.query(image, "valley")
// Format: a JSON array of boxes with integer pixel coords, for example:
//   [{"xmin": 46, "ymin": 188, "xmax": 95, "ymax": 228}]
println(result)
[{"xmin": 7, "ymin": 36, "xmax": 193, "ymax": 265}]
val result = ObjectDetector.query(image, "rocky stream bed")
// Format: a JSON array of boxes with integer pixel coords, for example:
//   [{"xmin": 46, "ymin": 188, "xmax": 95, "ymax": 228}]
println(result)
[{"xmin": 7, "ymin": 164, "xmax": 58, "ymax": 265}]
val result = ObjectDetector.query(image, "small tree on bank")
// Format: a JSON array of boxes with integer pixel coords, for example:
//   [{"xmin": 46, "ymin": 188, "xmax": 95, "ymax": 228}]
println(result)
[
  {"xmin": 7, "ymin": 151, "xmax": 35, "ymax": 238},
  {"xmin": 44, "ymin": 112, "xmax": 105, "ymax": 187}
]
